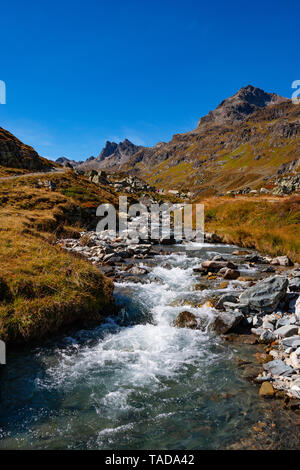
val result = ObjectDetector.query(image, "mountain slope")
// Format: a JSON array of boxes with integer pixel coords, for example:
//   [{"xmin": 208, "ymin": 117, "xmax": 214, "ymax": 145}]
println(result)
[
  {"xmin": 78, "ymin": 139, "xmax": 143, "ymax": 171},
  {"xmin": 0, "ymin": 127, "xmax": 54, "ymax": 171},
  {"xmin": 94, "ymin": 86, "xmax": 300, "ymax": 196},
  {"xmin": 197, "ymin": 84, "xmax": 287, "ymax": 126}
]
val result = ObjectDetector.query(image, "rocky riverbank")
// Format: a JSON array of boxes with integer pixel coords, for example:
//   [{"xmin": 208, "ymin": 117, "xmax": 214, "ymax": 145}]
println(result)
[{"xmin": 57, "ymin": 219, "xmax": 300, "ymax": 409}]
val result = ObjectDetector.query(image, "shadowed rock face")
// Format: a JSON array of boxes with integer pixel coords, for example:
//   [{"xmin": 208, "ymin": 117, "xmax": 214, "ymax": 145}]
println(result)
[
  {"xmin": 0, "ymin": 127, "xmax": 54, "ymax": 171},
  {"xmin": 78, "ymin": 139, "xmax": 143, "ymax": 170}
]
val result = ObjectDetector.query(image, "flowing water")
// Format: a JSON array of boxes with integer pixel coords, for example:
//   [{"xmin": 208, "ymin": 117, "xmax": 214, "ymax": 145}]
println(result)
[{"xmin": 0, "ymin": 243, "xmax": 297, "ymax": 449}]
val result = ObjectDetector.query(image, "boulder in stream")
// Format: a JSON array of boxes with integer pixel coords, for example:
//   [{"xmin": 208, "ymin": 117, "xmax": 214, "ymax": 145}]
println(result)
[
  {"xmin": 201, "ymin": 260, "xmax": 237, "ymax": 273},
  {"xmin": 222, "ymin": 268, "xmax": 240, "ymax": 280},
  {"xmin": 174, "ymin": 311, "xmax": 198, "ymax": 329},
  {"xmin": 209, "ymin": 310, "xmax": 244, "ymax": 335},
  {"xmin": 270, "ymin": 255, "xmax": 294, "ymax": 267},
  {"xmin": 215, "ymin": 294, "xmax": 239, "ymax": 310},
  {"xmin": 239, "ymin": 275, "xmax": 288, "ymax": 313}
]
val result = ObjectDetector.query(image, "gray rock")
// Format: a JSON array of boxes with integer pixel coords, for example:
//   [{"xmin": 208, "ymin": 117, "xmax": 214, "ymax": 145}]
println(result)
[
  {"xmin": 270, "ymin": 255, "xmax": 294, "ymax": 267},
  {"xmin": 201, "ymin": 260, "xmax": 237, "ymax": 273},
  {"xmin": 289, "ymin": 278, "xmax": 300, "ymax": 292},
  {"xmin": 209, "ymin": 311, "xmax": 244, "ymax": 335},
  {"xmin": 255, "ymin": 374, "xmax": 272, "ymax": 383},
  {"xmin": 253, "ymin": 315, "xmax": 261, "ymax": 327},
  {"xmin": 263, "ymin": 314, "xmax": 277, "ymax": 324},
  {"xmin": 103, "ymin": 253, "xmax": 116, "ymax": 262},
  {"xmin": 223, "ymin": 302, "xmax": 249, "ymax": 314},
  {"xmin": 282, "ymin": 336, "xmax": 300, "ymax": 348},
  {"xmin": 245, "ymin": 254, "xmax": 268, "ymax": 264},
  {"xmin": 251, "ymin": 327, "xmax": 266, "ymax": 336},
  {"xmin": 296, "ymin": 296, "xmax": 300, "ymax": 321},
  {"xmin": 204, "ymin": 232, "xmax": 222, "ymax": 243},
  {"xmin": 261, "ymin": 266, "xmax": 276, "ymax": 273},
  {"xmin": 263, "ymin": 359, "xmax": 294, "ymax": 377},
  {"xmin": 126, "ymin": 266, "xmax": 149, "ymax": 275},
  {"xmin": 222, "ymin": 268, "xmax": 240, "ymax": 280},
  {"xmin": 274, "ymin": 325, "xmax": 299, "ymax": 338},
  {"xmin": 239, "ymin": 275, "xmax": 288, "ymax": 313},
  {"xmin": 260, "ymin": 330, "xmax": 276, "ymax": 343},
  {"xmin": 215, "ymin": 294, "xmax": 238, "ymax": 310},
  {"xmin": 262, "ymin": 321, "xmax": 274, "ymax": 331},
  {"xmin": 106, "ymin": 256, "xmax": 123, "ymax": 265},
  {"xmin": 212, "ymin": 255, "xmax": 225, "ymax": 261}
]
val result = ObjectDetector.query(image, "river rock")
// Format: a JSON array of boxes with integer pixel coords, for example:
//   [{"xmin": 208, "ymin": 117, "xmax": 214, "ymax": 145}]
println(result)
[
  {"xmin": 282, "ymin": 336, "xmax": 300, "ymax": 349},
  {"xmin": 126, "ymin": 266, "xmax": 149, "ymax": 275},
  {"xmin": 251, "ymin": 327, "xmax": 266, "ymax": 336},
  {"xmin": 211, "ymin": 255, "xmax": 225, "ymax": 261},
  {"xmin": 222, "ymin": 268, "xmax": 240, "ymax": 280},
  {"xmin": 215, "ymin": 294, "xmax": 239, "ymax": 310},
  {"xmin": 273, "ymin": 325, "xmax": 299, "ymax": 338},
  {"xmin": 263, "ymin": 359, "xmax": 294, "ymax": 377},
  {"xmin": 245, "ymin": 254, "xmax": 268, "ymax": 264},
  {"xmin": 260, "ymin": 330, "xmax": 276, "ymax": 343},
  {"xmin": 103, "ymin": 253, "xmax": 116, "ymax": 262},
  {"xmin": 224, "ymin": 302, "xmax": 249, "ymax": 314},
  {"xmin": 239, "ymin": 275, "xmax": 288, "ymax": 313},
  {"xmin": 296, "ymin": 296, "xmax": 300, "ymax": 321},
  {"xmin": 174, "ymin": 311, "xmax": 198, "ymax": 329},
  {"xmin": 261, "ymin": 266, "xmax": 276, "ymax": 273},
  {"xmin": 262, "ymin": 320, "xmax": 274, "ymax": 331},
  {"xmin": 270, "ymin": 255, "xmax": 294, "ymax": 267},
  {"xmin": 290, "ymin": 349, "xmax": 300, "ymax": 370},
  {"xmin": 209, "ymin": 311, "xmax": 244, "ymax": 335},
  {"xmin": 204, "ymin": 232, "xmax": 222, "ymax": 243},
  {"xmin": 106, "ymin": 256, "xmax": 123, "ymax": 265},
  {"xmin": 201, "ymin": 260, "xmax": 237, "ymax": 273},
  {"xmin": 259, "ymin": 381, "xmax": 275, "ymax": 398},
  {"xmin": 289, "ymin": 278, "xmax": 300, "ymax": 292}
]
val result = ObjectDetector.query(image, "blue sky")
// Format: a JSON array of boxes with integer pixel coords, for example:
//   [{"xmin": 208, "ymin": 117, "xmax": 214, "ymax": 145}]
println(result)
[{"xmin": 0, "ymin": 0, "xmax": 299, "ymax": 161}]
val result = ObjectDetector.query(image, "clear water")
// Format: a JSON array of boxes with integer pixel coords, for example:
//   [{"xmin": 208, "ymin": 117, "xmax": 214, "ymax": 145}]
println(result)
[{"xmin": 0, "ymin": 244, "xmax": 294, "ymax": 449}]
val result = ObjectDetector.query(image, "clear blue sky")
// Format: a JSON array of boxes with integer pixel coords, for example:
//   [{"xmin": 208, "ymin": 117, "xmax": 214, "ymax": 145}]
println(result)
[{"xmin": 0, "ymin": 0, "xmax": 299, "ymax": 161}]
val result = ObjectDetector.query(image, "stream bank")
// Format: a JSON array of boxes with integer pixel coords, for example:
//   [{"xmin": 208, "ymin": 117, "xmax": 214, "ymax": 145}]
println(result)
[{"xmin": 0, "ymin": 236, "xmax": 300, "ymax": 449}]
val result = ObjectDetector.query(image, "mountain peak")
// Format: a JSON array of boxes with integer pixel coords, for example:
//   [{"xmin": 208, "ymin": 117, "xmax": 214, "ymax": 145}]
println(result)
[
  {"xmin": 198, "ymin": 85, "xmax": 288, "ymax": 127},
  {"xmin": 97, "ymin": 139, "xmax": 139, "ymax": 162}
]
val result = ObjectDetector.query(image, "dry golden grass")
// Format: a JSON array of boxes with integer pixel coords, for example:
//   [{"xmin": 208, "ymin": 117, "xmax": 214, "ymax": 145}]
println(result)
[
  {"xmin": 202, "ymin": 195, "xmax": 300, "ymax": 262},
  {"xmin": 0, "ymin": 169, "xmax": 116, "ymax": 343}
]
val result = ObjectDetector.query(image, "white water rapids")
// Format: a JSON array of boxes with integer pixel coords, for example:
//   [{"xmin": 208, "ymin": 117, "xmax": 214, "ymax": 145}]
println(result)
[{"xmin": 0, "ymin": 243, "xmax": 281, "ymax": 449}]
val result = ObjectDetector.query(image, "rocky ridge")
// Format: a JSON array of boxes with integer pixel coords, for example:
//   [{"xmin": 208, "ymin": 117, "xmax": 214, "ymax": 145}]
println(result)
[{"xmin": 0, "ymin": 126, "xmax": 54, "ymax": 171}]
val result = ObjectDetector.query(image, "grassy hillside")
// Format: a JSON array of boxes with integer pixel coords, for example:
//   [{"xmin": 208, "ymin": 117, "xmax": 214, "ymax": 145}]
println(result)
[
  {"xmin": 117, "ymin": 100, "xmax": 300, "ymax": 196},
  {"xmin": 203, "ymin": 195, "xmax": 300, "ymax": 262},
  {"xmin": 0, "ymin": 169, "xmax": 117, "ymax": 343}
]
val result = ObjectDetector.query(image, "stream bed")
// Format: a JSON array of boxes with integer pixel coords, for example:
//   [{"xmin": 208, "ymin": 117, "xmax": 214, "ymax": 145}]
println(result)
[{"xmin": 0, "ymin": 242, "xmax": 299, "ymax": 449}]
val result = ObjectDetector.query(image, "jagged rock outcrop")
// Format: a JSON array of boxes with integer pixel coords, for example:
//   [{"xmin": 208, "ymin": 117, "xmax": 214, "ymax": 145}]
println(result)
[
  {"xmin": 0, "ymin": 126, "xmax": 54, "ymax": 171},
  {"xmin": 78, "ymin": 139, "xmax": 143, "ymax": 170},
  {"xmin": 197, "ymin": 85, "xmax": 287, "ymax": 126}
]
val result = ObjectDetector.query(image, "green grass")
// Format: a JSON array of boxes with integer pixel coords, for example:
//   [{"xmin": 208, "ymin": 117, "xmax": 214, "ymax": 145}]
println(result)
[{"xmin": 204, "ymin": 196, "xmax": 300, "ymax": 262}]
